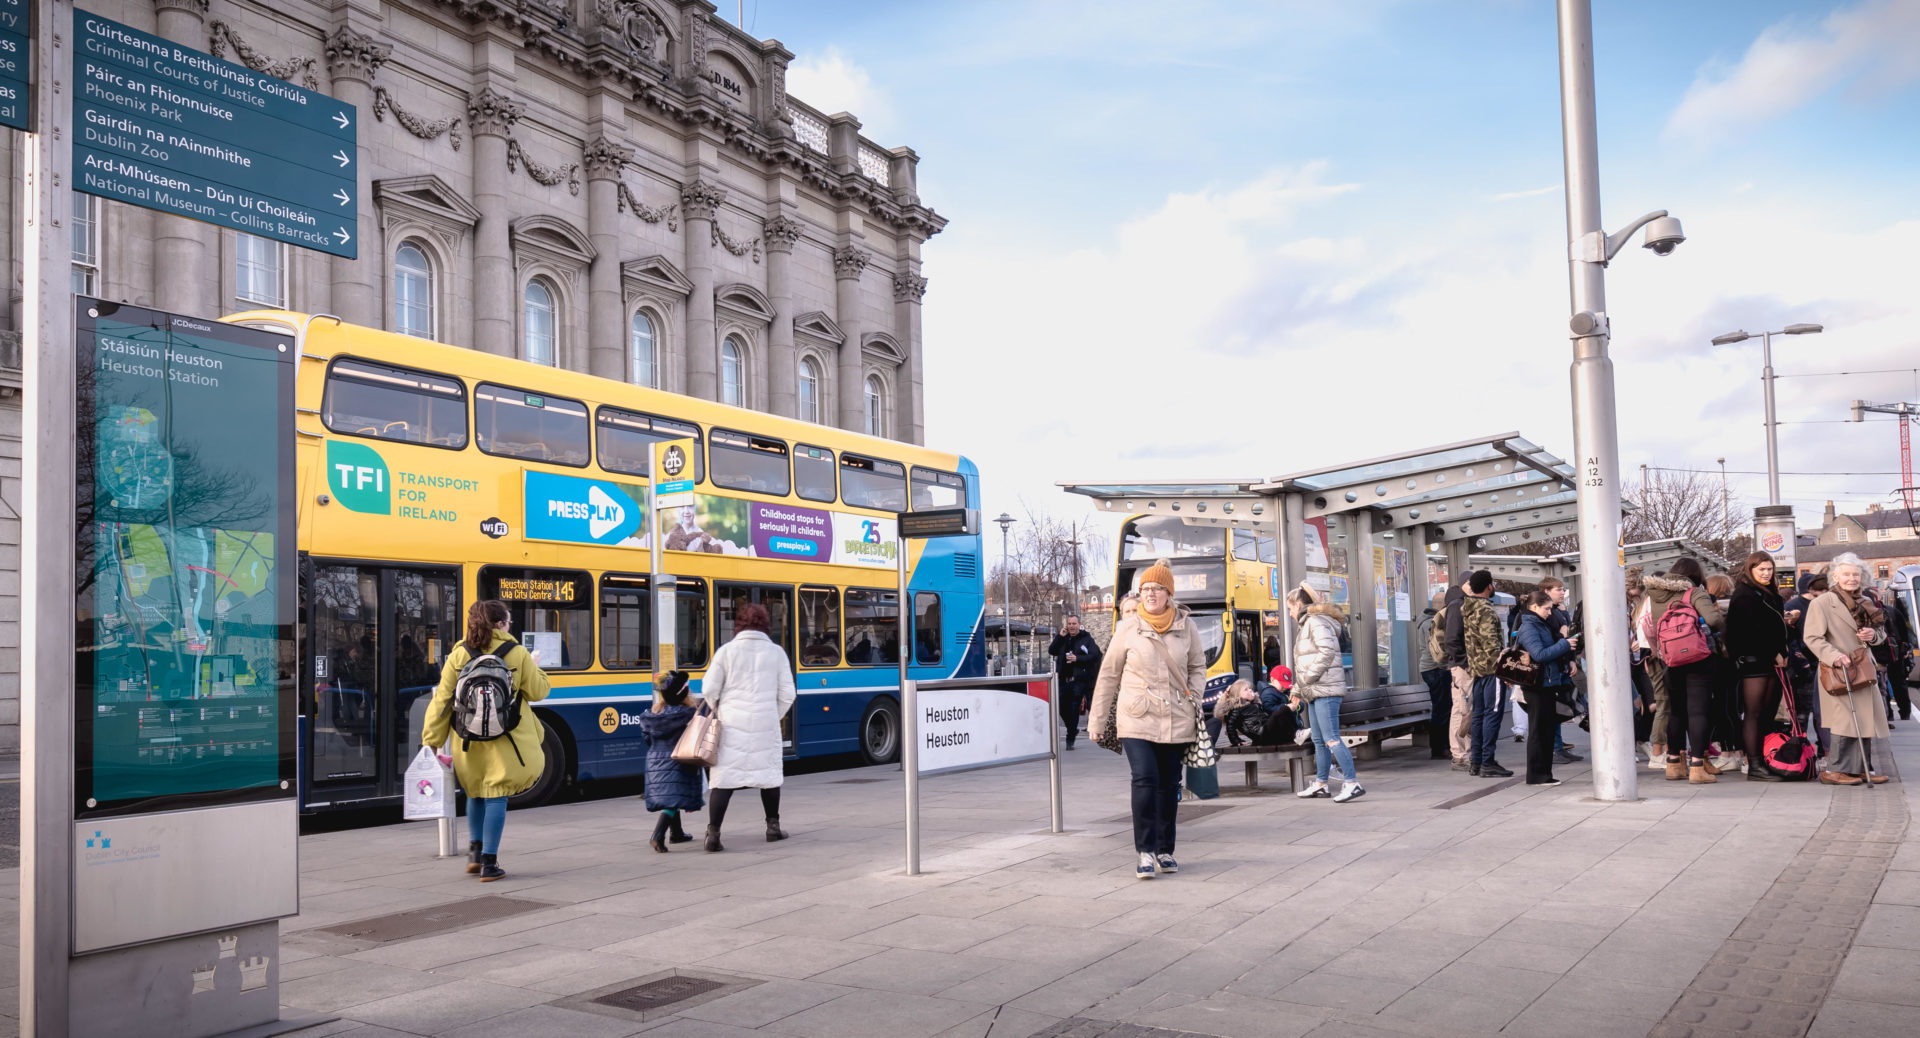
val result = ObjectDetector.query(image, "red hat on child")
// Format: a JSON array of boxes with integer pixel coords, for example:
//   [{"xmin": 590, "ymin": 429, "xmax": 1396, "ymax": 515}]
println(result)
[{"xmin": 1269, "ymin": 664, "xmax": 1294, "ymax": 690}]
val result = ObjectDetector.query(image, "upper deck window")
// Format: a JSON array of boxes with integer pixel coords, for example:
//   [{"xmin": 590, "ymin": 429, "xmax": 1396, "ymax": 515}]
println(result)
[
  {"xmin": 1121, "ymin": 514, "xmax": 1225, "ymax": 561},
  {"xmin": 595, "ymin": 407, "xmax": 703, "ymax": 482},
  {"xmin": 795, "ymin": 445, "xmax": 836, "ymax": 503},
  {"xmin": 322, "ymin": 357, "xmax": 468, "ymax": 449},
  {"xmin": 475, "ymin": 383, "xmax": 590, "ymax": 467},
  {"xmin": 710, "ymin": 429, "xmax": 791, "ymax": 496},
  {"xmin": 841, "ymin": 453, "xmax": 907, "ymax": 512},
  {"xmin": 911, "ymin": 467, "xmax": 966, "ymax": 511}
]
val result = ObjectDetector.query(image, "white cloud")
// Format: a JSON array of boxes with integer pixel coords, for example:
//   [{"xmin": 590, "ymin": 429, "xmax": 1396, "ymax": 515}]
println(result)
[
  {"xmin": 1491, "ymin": 186, "xmax": 1559, "ymax": 202},
  {"xmin": 1666, "ymin": 0, "xmax": 1920, "ymax": 142},
  {"xmin": 785, "ymin": 47, "xmax": 894, "ymax": 140}
]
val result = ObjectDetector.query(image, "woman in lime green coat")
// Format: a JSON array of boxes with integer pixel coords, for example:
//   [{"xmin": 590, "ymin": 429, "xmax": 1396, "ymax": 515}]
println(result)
[{"xmin": 421, "ymin": 599, "xmax": 551, "ymax": 881}]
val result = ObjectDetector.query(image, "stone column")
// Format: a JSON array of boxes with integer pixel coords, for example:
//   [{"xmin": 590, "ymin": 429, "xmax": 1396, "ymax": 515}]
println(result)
[
  {"xmin": 680, "ymin": 178, "xmax": 726, "ymax": 400},
  {"xmin": 763, "ymin": 216, "xmax": 802, "ymax": 419},
  {"xmin": 467, "ymin": 87, "xmax": 522, "ymax": 356},
  {"xmin": 833, "ymin": 246, "xmax": 871, "ymax": 432},
  {"xmin": 324, "ymin": 26, "xmax": 391, "ymax": 328},
  {"xmin": 892, "ymin": 271, "xmax": 927, "ymax": 445},
  {"xmin": 583, "ymin": 136, "xmax": 633, "ymax": 380},
  {"xmin": 153, "ymin": 0, "xmax": 217, "ymax": 317}
]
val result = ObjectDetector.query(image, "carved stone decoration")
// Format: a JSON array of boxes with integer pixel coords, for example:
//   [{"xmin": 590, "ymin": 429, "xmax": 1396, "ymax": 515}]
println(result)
[
  {"xmin": 373, "ymin": 88, "xmax": 463, "ymax": 150},
  {"xmin": 582, "ymin": 135, "xmax": 635, "ymax": 181},
  {"xmin": 595, "ymin": 0, "xmax": 661, "ymax": 60},
  {"xmin": 711, "ymin": 223, "xmax": 762, "ymax": 263},
  {"xmin": 763, "ymin": 54, "xmax": 791, "ymax": 124},
  {"xmin": 833, "ymin": 246, "xmax": 872, "ymax": 281},
  {"xmin": 680, "ymin": 178, "xmax": 727, "ymax": 221},
  {"xmin": 763, "ymin": 215, "xmax": 803, "ymax": 254},
  {"xmin": 683, "ymin": 9, "xmax": 710, "ymax": 76},
  {"xmin": 208, "ymin": 20, "xmax": 321, "ymax": 89},
  {"xmin": 893, "ymin": 273, "xmax": 928, "ymax": 303},
  {"xmin": 154, "ymin": 0, "xmax": 211, "ymax": 16},
  {"xmin": 465, "ymin": 87, "xmax": 525, "ymax": 139},
  {"xmin": 323, "ymin": 26, "xmax": 392, "ymax": 85},
  {"xmin": 616, "ymin": 183, "xmax": 678, "ymax": 231},
  {"xmin": 507, "ymin": 139, "xmax": 582, "ymax": 196}
]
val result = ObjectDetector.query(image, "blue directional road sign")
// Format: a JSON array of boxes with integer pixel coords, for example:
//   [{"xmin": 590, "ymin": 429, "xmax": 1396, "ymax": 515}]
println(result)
[
  {"xmin": 0, "ymin": 0, "xmax": 28, "ymax": 132},
  {"xmin": 70, "ymin": 10, "xmax": 358, "ymax": 258}
]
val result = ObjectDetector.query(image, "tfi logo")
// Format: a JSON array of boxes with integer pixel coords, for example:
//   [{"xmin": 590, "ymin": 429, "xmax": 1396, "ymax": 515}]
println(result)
[
  {"xmin": 326, "ymin": 441, "xmax": 392, "ymax": 514},
  {"xmin": 587, "ymin": 486, "xmax": 625, "ymax": 539}
]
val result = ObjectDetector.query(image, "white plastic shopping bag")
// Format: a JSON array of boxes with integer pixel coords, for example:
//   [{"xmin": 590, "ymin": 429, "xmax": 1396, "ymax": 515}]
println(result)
[{"xmin": 403, "ymin": 746, "xmax": 455, "ymax": 820}]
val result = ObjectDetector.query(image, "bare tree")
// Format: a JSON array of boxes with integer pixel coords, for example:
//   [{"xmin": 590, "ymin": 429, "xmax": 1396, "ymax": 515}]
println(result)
[
  {"xmin": 985, "ymin": 503, "xmax": 1111, "ymax": 627},
  {"xmin": 1623, "ymin": 467, "xmax": 1726, "ymax": 544}
]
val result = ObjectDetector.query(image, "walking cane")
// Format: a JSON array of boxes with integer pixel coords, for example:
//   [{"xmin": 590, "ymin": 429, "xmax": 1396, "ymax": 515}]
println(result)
[{"xmin": 1833, "ymin": 660, "xmax": 1876, "ymax": 792}]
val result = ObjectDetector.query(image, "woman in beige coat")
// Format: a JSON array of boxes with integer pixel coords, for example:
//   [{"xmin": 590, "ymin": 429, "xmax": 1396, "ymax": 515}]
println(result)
[
  {"xmin": 1801, "ymin": 553, "xmax": 1890, "ymax": 785},
  {"xmin": 1090, "ymin": 561, "xmax": 1206, "ymax": 880}
]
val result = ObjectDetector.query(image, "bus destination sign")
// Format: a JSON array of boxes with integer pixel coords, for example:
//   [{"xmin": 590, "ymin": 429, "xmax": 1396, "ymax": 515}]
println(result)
[
  {"xmin": 0, "ymin": 0, "xmax": 26, "ymax": 132},
  {"xmin": 898, "ymin": 507, "xmax": 979, "ymax": 540},
  {"xmin": 71, "ymin": 10, "xmax": 359, "ymax": 257}
]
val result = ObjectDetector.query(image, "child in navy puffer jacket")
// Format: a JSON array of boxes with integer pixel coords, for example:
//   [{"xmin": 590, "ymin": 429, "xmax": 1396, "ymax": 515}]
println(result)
[{"xmin": 638, "ymin": 671, "xmax": 704, "ymax": 853}]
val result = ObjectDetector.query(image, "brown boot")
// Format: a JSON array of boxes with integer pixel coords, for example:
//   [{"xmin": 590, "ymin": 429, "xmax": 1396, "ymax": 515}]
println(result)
[
  {"xmin": 1701, "ymin": 758, "xmax": 1722, "ymax": 775},
  {"xmin": 1665, "ymin": 756, "xmax": 1687, "ymax": 781},
  {"xmin": 1689, "ymin": 759, "xmax": 1717, "ymax": 784}
]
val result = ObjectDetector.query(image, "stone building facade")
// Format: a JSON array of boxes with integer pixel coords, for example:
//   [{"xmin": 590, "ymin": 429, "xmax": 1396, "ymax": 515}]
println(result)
[
  {"xmin": 0, "ymin": 0, "xmax": 945, "ymax": 752},
  {"xmin": 1799, "ymin": 501, "xmax": 1920, "ymax": 585}
]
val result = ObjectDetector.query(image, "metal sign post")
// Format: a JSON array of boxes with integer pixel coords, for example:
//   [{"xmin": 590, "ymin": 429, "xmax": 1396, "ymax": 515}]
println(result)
[
  {"xmin": 650, "ymin": 438, "xmax": 695, "ymax": 677},
  {"xmin": 898, "ymin": 532, "xmax": 919, "ymax": 874}
]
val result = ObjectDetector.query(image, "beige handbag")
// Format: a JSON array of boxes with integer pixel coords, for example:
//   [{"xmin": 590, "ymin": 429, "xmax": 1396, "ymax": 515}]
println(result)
[{"xmin": 671, "ymin": 700, "xmax": 722, "ymax": 765}]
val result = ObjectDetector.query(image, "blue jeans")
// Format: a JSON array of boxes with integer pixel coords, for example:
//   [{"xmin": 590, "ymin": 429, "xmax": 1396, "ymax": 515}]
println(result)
[
  {"xmin": 1121, "ymin": 739, "xmax": 1183, "ymax": 855},
  {"xmin": 1306, "ymin": 695, "xmax": 1357, "ymax": 784},
  {"xmin": 467, "ymin": 795, "xmax": 508, "ymax": 855},
  {"xmin": 1470, "ymin": 676, "xmax": 1506, "ymax": 767}
]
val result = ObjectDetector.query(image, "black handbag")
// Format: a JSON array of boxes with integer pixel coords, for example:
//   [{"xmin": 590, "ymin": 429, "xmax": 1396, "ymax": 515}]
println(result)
[{"xmin": 1495, "ymin": 644, "xmax": 1541, "ymax": 687}]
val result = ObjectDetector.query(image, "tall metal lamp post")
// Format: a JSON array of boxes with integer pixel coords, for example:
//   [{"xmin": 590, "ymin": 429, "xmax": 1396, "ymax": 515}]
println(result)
[
  {"xmin": 1709, "ymin": 323, "xmax": 1823, "ymax": 505},
  {"xmin": 994, "ymin": 512, "xmax": 1015, "ymax": 670},
  {"xmin": 1558, "ymin": 0, "xmax": 1688, "ymax": 802}
]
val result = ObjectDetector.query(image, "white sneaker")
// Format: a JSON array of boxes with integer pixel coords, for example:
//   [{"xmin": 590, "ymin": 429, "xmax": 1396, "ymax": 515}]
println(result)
[
  {"xmin": 1136, "ymin": 853, "xmax": 1157, "ymax": 880},
  {"xmin": 1294, "ymin": 728, "xmax": 1313, "ymax": 746},
  {"xmin": 1296, "ymin": 781, "xmax": 1330, "ymax": 799},
  {"xmin": 1332, "ymin": 783, "xmax": 1365, "ymax": 803}
]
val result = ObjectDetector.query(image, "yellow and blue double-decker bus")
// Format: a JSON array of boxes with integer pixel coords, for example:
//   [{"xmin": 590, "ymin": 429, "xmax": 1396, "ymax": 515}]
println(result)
[
  {"xmin": 1115, "ymin": 514, "xmax": 1282, "ymax": 702},
  {"xmin": 228, "ymin": 311, "xmax": 986, "ymax": 812}
]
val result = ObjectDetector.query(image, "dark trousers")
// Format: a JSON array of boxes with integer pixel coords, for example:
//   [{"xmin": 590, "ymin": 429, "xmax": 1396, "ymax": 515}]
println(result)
[
  {"xmin": 1060, "ymin": 685, "xmax": 1087, "ymax": 744},
  {"xmin": 1421, "ymin": 667, "xmax": 1452, "ymax": 757},
  {"xmin": 1665, "ymin": 662, "xmax": 1714, "ymax": 759},
  {"xmin": 1631, "ymin": 663, "xmax": 1656, "ymax": 742},
  {"xmin": 1892, "ymin": 660, "xmax": 1912, "ymax": 719},
  {"xmin": 1469, "ymin": 675, "xmax": 1505, "ymax": 768},
  {"xmin": 1121, "ymin": 738, "xmax": 1182, "ymax": 855},
  {"xmin": 708, "ymin": 786, "xmax": 779, "ymax": 831},
  {"xmin": 1527, "ymin": 685, "xmax": 1567, "ymax": 783}
]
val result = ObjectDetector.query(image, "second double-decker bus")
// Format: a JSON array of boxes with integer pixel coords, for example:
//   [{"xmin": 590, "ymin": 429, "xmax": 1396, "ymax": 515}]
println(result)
[
  {"xmin": 1115, "ymin": 514, "xmax": 1282, "ymax": 700},
  {"xmin": 229, "ymin": 310, "xmax": 987, "ymax": 812}
]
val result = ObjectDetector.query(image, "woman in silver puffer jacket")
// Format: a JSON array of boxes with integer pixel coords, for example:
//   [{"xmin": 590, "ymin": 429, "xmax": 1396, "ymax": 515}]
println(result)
[{"xmin": 1288, "ymin": 584, "xmax": 1363, "ymax": 803}]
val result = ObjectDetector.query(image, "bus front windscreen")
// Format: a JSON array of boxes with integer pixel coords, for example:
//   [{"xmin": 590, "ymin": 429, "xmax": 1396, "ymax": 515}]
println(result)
[{"xmin": 1121, "ymin": 515, "xmax": 1225, "ymax": 561}]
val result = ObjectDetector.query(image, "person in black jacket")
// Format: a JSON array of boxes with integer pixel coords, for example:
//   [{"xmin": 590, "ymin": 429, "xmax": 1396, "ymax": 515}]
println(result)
[
  {"xmin": 1047, "ymin": 614, "xmax": 1103, "ymax": 750},
  {"xmin": 1725, "ymin": 553, "xmax": 1789, "ymax": 781},
  {"xmin": 1784, "ymin": 571, "xmax": 1826, "ymax": 755},
  {"xmin": 1889, "ymin": 592, "xmax": 1914, "ymax": 720},
  {"xmin": 1441, "ymin": 574, "xmax": 1475, "ymax": 769}
]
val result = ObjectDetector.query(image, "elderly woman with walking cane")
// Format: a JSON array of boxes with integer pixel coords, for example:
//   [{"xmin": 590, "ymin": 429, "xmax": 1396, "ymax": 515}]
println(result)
[{"xmin": 1801, "ymin": 553, "xmax": 1890, "ymax": 786}]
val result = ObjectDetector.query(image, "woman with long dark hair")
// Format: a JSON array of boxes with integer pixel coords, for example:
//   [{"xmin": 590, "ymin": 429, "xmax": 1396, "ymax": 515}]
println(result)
[
  {"xmin": 700, "ymin": 603, "xmax": 798, "ymax": 850},
  {"xmin": 421, "ymin": 599, "xmax": 551, "ymax": 880},
  {"xmin": 1514, "ymin": 590, "xmax": 1579, "ymax": 786},
  {"xmin": 1726, "ymin": 552, "xmax": 1789, "ymax": 781},
  {"xmin": 1642, "ymin": 557, "xmax": 1725, "ymax": 784}
]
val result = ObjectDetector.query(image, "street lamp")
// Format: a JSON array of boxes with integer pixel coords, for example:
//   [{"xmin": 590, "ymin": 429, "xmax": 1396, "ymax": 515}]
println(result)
[
  {"xmin": 1557, "ymin": 0, "xmax": 1688, "ymax": 803},
  {"xmin": 1709, "ymin": 323, "xmax": 1823, "ymax": 505},
  {"xmin": 994, "ymin": 512, "xmax": 1015, "ymax": 670}
]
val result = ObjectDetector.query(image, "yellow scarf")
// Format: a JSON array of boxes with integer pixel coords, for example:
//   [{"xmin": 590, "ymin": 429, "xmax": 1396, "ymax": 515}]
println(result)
[{"xmin": 1140, "ymin": 605, "xmax": 1174, "ymax": 634}]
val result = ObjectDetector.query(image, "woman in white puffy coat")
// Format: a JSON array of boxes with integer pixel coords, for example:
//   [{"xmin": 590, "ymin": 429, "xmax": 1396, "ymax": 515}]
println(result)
[
  {"xmin": 701, "ymin": 603, "xmax": 798, "ymax": 851},
  {"xmin": 1288, "ymin": 584, "xmax": 1363, "ymax": 803}
]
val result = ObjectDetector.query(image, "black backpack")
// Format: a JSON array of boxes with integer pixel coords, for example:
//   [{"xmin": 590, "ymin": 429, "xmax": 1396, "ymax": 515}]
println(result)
[{"xmin": 451, "ymin": 637, "xmax": 525, "ymax": 763}]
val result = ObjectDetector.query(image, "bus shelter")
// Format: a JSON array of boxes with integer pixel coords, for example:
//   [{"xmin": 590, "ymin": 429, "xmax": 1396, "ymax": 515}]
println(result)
[{"xmin": 1061, "ymin": 433, "xmax": 1592, "ymax": 690}]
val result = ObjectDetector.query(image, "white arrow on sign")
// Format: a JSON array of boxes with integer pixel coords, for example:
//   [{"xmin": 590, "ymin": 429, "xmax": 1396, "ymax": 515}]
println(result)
[
  {"xmin": 334, "ymin": 228, "xmax": 351, "ymax": 244},
  {"xmin": 332, "ymin": 150, "xmax": 350, "ymax": 167},
  {"xmin": 333, "ymin": 189, "xmax": 350, "ymax": 206},
  {"xmin": 332, "ymin": 111, "xmax": 349, "ymax": 129}
]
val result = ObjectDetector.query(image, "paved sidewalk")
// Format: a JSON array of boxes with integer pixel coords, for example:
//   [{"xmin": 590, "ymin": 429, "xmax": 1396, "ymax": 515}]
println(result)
[{"xmin": 2, "ymin": 723, "xmax": 1912, "ymax": 1038}]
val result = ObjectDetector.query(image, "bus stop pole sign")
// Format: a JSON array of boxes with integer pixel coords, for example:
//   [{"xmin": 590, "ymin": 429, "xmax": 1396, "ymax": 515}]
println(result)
[{"xmin": 70, "ymin": 10, "xmax": 359, "ymax": 257}]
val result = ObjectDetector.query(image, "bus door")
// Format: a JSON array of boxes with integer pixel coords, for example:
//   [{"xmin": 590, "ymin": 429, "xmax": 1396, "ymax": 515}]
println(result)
[
  {"xmin": 716, "ymin": 582, "xmax": 797, "ymax": 756},
  {"xmin": 1234, "ymin": 611, "xmax": 1262, "ymax": 682},
  {"xmin": 306, "ymin": 561, "xmax": 460, "ymax": 805}
]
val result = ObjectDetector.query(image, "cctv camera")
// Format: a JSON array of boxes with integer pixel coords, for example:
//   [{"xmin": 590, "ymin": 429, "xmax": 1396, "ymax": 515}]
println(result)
[{"xmin": 1642, "ymin": 215, "xmax": 1685, "ymax": 256}]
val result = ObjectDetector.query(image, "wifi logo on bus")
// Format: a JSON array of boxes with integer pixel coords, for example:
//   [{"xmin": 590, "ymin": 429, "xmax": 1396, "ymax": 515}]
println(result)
[{"xmin": 327, "ymin": 442, "xmax": 392, "ymax": 515}]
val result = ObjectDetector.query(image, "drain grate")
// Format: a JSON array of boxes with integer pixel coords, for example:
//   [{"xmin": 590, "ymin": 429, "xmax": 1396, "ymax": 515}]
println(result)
[
  {"xmin": 317, "ymin": 896, "xmax": 550, "ymax": 943},
  {"xmin": 593, "ymin": 974, "xmax": 726, "ymax": 1012}
]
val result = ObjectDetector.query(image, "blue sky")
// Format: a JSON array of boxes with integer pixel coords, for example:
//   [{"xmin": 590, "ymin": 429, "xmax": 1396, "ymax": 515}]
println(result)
[{"xmin": 769, "ymin": 0, "xmax": 1920, "ymax": 539}]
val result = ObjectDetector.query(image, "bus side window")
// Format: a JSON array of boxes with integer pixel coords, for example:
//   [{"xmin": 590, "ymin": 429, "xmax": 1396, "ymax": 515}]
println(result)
[
  {"xmin": 799, "ymin": 586, "xmax": 840, "ymax": 667},
  {"xmin": 676, "ymin": 577, "xmax": 711, "ymax": 669},
  {"xmin": 322, "ymin": 357, "xmax": 467, "ymax": 449},
  {"xmin": 599, "ymin": 575, "xmax": 650, "ymax": 670},
  {"xmin": 914, "ymin": 592, "xmax": 941, "ymax": 665},
  {"xmin": 795, "ymin": 445, "xmax": 837, "ymax": 503},
  {"xmin": 475, "ymin": 384, "xmax": 590, "ymax": 467},
  {"xmin": 844, "ymin": 588, "xmax": 899, "ymax": 666}
]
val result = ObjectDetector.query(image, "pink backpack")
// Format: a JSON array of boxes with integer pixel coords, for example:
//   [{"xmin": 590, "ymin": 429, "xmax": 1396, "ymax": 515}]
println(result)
[{"xmin": 1656, "ymin": 591, "xmax": 1712, "ymax": 667}]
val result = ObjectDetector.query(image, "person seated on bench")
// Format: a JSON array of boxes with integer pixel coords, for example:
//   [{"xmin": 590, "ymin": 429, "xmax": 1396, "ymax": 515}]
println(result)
[{"xmin": 1213, "ymin": 678, "xmax": 1297, "ymax": 747}]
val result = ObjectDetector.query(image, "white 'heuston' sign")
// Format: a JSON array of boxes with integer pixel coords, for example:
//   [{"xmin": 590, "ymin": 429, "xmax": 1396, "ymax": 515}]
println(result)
[{"xmin": 917, "ymin": 685, "xmax": 1051, "ymax": 774}]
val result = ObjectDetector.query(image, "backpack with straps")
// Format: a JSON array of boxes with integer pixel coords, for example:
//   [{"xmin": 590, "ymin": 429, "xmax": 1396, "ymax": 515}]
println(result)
[
  {"xmin": 1655, "ymin": 592, "xmax": 1713, "ymax": 668},
  {"xmin": 1427, "ymin": 618, "xmax": 1446, "ymax": 668},
  {"xmin": 452, "ymin": 638, "xmax": 526, "ymax": 760}
]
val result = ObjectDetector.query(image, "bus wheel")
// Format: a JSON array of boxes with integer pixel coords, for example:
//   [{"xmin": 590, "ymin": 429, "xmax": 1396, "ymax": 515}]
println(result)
[
  {"xmin": 860, "ymin": 698, "xmax": 900, "ymax": 765},
  {"xmin": 509, "ymin": 715, "xmax": 567, "ymax": 809}
]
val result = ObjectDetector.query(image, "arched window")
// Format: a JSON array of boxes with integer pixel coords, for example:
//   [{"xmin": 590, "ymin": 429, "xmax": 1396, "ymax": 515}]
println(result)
[
  {"xmin": 524, "ymin": 278, "xmax": 557, "ymax": 365},
  {"xmin": 865, "ymin": 376, "xmax": 886, "ymax": 437},
  {"xmin": 394, "ymin": 241, "xmax": 435, "ymax": 339},
  {"xmin": 720, "ymin": 337, "xmax": 745, "ymax": 406},
  {"xmin": 798, "ymin": 357, "xmax": 822, "ymax": 423},
  {"xmin": 629, "ymin": 311, "xmax": 656, "ymax": 387}
]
